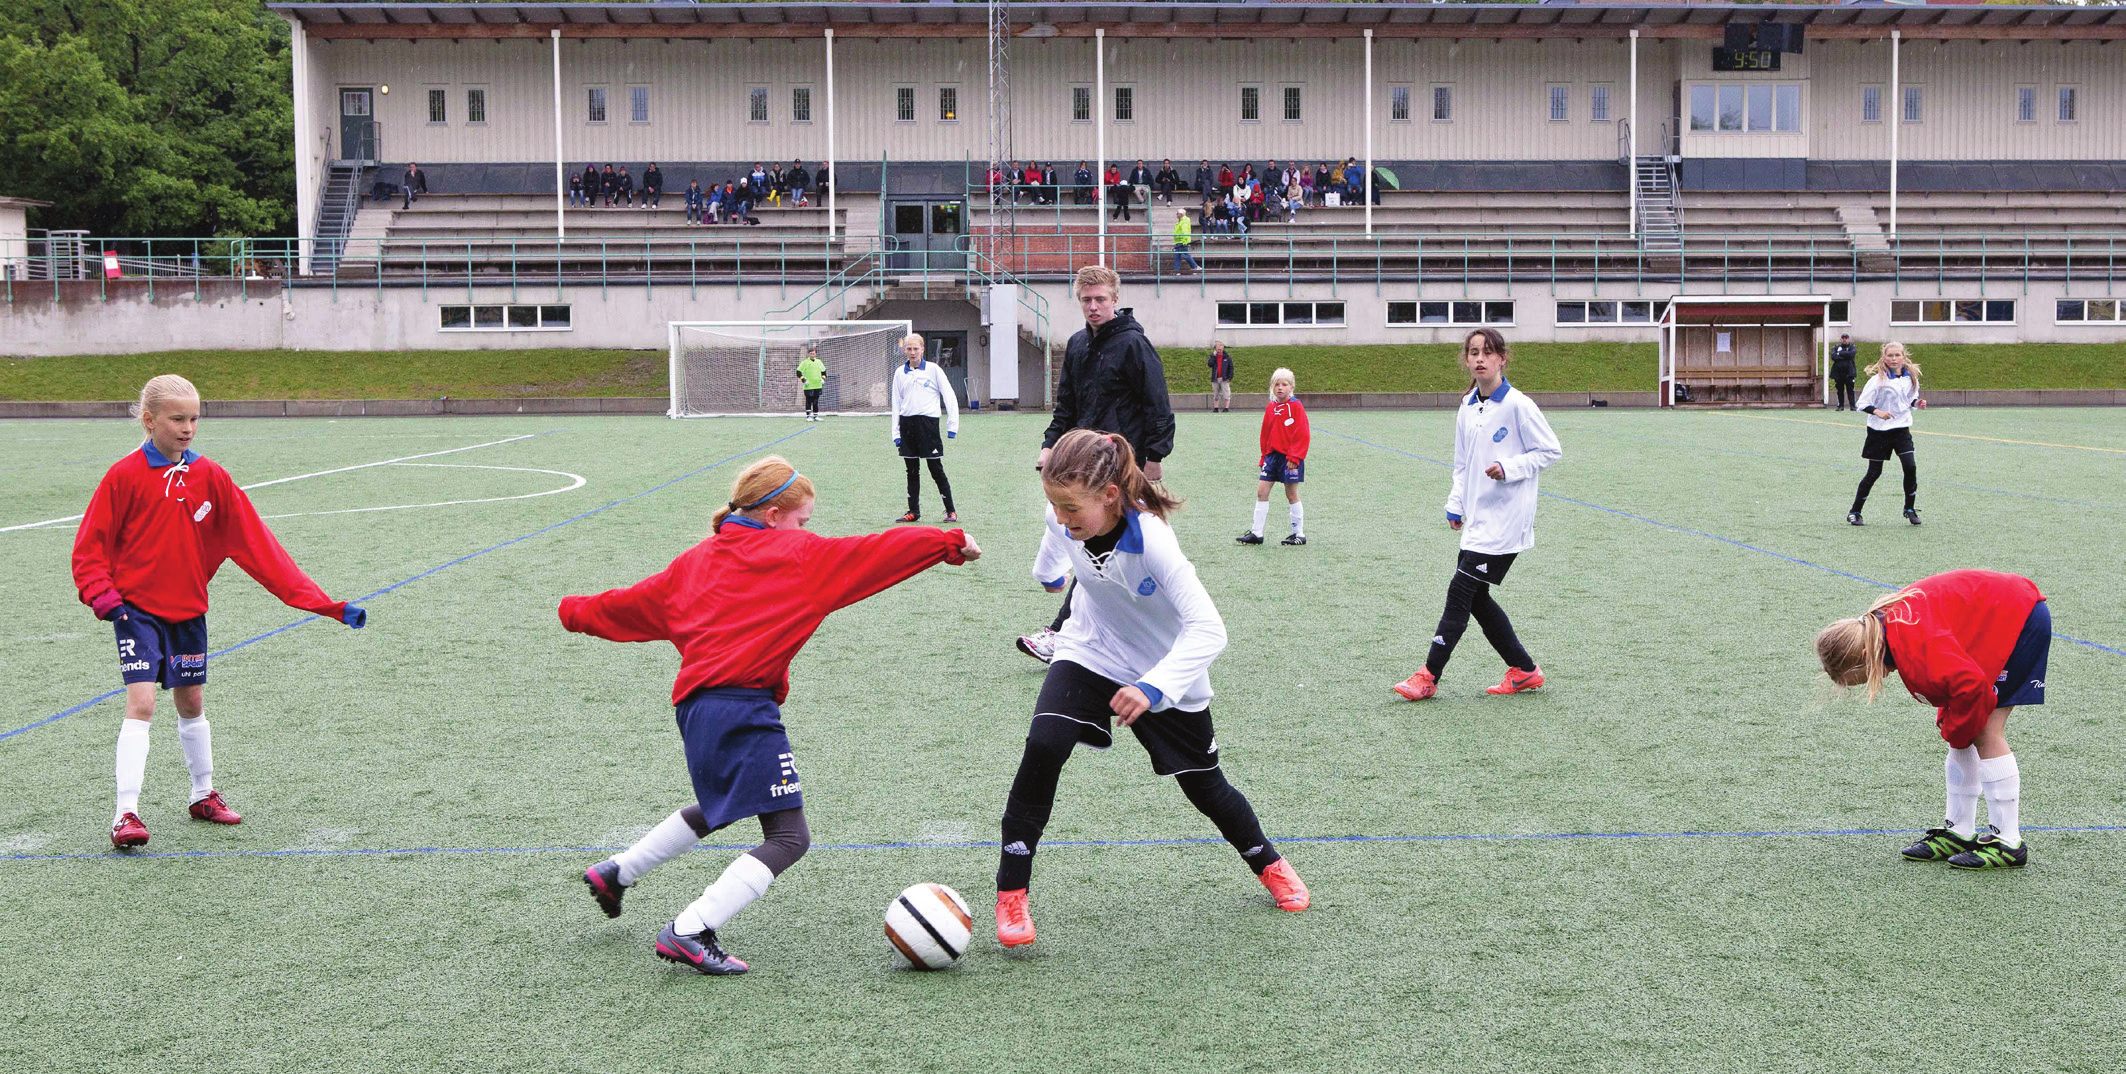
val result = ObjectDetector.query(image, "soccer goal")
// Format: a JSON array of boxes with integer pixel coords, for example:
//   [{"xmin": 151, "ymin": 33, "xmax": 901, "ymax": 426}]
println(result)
[{"xmin": 667, "ymin": 320, "xmax": 914, "ymax": 418}]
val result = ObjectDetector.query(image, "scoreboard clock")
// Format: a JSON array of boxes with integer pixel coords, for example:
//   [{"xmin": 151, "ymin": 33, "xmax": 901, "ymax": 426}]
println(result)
[{"xmin": 1712, "ymin": 47, "xmax": 1782, "ymax": 73}]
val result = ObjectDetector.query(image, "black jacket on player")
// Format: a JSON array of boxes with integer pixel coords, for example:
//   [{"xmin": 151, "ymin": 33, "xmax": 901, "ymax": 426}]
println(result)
[{"xmin": 1044, "ymin": 308, "xmax": 1176, "ymax": 464}]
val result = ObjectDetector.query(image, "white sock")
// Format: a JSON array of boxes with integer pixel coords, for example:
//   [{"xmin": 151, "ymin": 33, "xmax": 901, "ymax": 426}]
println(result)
[
  {"xmin": 613, "ymin": 808, "xmax": 702, "ymax": 886},
  {"xmin": 114, "ymin": 719, "xmax": 151, "ymax": 826},
  {"xmin": 1977, "ymin": 752, "xmax": 2021, "ymax": 846},
  {"xmin": 1250, "ymin": 501, "xmax": 1269, "ymax": 537},
  {"xmin": 178, "ymin": 716, "xmax": 214, "ymax": 803},
  {"xmin": 1289, "ymin": 501, "xmax": 1305, "ymax": 537},
  {"xmin": 1944, "ymin": 746, "xmax": 1981, "ymax": 838},
  {"xmin": 673, "ymin": 852, "xmax": 775, "ymax": 935}
]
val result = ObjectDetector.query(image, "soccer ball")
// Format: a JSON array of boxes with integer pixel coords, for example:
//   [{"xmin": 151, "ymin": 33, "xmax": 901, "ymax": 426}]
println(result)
[{"xmin": 884, "ymin": 882, "xmax": 973, "ymax": 970}]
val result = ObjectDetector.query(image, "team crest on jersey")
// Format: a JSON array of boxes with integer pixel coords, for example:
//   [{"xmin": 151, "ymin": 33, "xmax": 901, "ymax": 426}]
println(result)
[
  {"xmin": 1492, "ymin": 427, "xmax": 1508, "ymax": 443},
  {"xmin": 1137, "ymin": 576, "xmax": 1158, "ymax": 596}
]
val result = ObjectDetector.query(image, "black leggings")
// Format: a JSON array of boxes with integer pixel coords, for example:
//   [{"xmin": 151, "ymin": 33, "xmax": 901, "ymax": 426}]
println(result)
[
  {"xmin": 1047, "ymin": 579, "xmax": 1074, "ymax": 633},
  {"xmin": 685, "ymin": 803, "xmax": 811, "ymax": 877},
  {"xmin": 1426, "ymin": 565, "xmax": 1535, "ymax": 679},
  {"xmin": 803, "ymin": 387, "xmax": 822, "ymax": 416},
  {"xmin": 1834, "ymin": 377, "xmax": 1856, "ymax": 410},
  {"xmin": 995, "ymin": 714, "xmax": 1278, "ymax": 891},
  {"xmin": 904, "ymin": 457, "xmax": 954, "ymax": 514},
  {"xmin": 1851, "ymin": 452, "xmax": 1917, "ymax": 514}
]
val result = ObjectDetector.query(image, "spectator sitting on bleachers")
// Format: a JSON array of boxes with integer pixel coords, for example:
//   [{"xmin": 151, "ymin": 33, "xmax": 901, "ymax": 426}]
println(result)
[
  {"xmin": 569, "ymin": 168, "xmax": 586, "ymax": 208},
  {"xmin": 619, "ymin": 166, "xmax": 638, "ymax": 207},
  {"xmin": 789, "ymin": 161, "xmax": 811, "ymax": 207},
  {"xmin": 1074, "ymin": 162, "xmax": 1093, "ymax": 205},
  {"xmin": 769, "ymin": 163, "xmax": 788, "ymax": 208},
  {"xmin": 1225, "ymin": 193, "xmax": 1249, "ymax": 236},
  {"xmin": 1218, "ymin": 163, "xmax": 1235, "ymax": 191},
  {"xmin": 1128, "ymin": 160, "xmax": 1153, "ymax": 209},
  {"xmin": 1299, "ymin": 166, "xmax": 1315, "ymax": 208},
  {"xmin": 1205, "ymin": 196, "xmax": 1227, "ymax": 235},
  {"xmin": 1021, "ymin": 161, "xmax": 1043, "ymax": 205},
  {"xmin": 987, "ymin": 164, "xmax": 1008, "ymax": 205},
  {"xmin": 709, "ymin": 183, "xmax": 727, "ymax": 224},
  {"xmin": 1108, "ymin": 169, "xmax": 1135, "ymax": 223},
  {"xmin": 816, "ymin": 163, "xmax": 830, "ymax": 201},
  {"xmin": 750, "ymin": 162, "xmax": 769, "ymax": 195},
  {"xmin": 599, "ymin": 164, "xmax": 617, "ymax": 207},
  {"xmin": 1041, "ymin": 162, "xmax": 1059, "ymax": 206},
  {"xmin": 685, "ymin": 180, "xmax": 705, "ymax": 225},
  {"xmin": 733, "ymin": 180, "xmax": 758, "ymax": 225},
  {"xmin": 642, "ymin": 163, "xmax": 663, "ymax": 208},
  {"xmin": 1155, "ymin": 160, "xmax": 1180, "ymax": 206},
  {"xmin": 1194, "ymin": 160, "xmax": 1216, "ymax": 203},
  {"xmin": 402, "ymin": 162, "xmax": 426, "ymax": 209},
  {"xmin": 581, "ymin": 164, "xmax": 599, "ymax": 207},
  {"xmin": 1282, "ymin": 175, "xmax": 1302, "ymax": 222},
  {"xmin": 1248, "ymin": 179, "xmax": 1267, "ymax": 225}
]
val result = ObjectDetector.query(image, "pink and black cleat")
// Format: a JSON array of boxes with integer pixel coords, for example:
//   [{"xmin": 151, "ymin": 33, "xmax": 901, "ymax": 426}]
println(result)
[
  {"xmin": 583, "ymin": 859, "xmax": 629, "ymax": 919},
  {"xmin": 654, "ymin": 921, "xmax": 749, "ymax": 976}
]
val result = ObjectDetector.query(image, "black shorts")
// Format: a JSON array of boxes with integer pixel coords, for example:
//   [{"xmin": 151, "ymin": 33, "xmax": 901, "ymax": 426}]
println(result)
[
  {"xmin": 113, "ymin": 608, "xmax": 208, "ymax": 689},
  {"xmin": 1861, "ymin": 427, "xmax": 1915, "ymax": 461},
  {"xmin": 898, "ymin": 414, "xmax": 945, "ymax": 459},
  {"xmin": 1035, "ymin": 660, "xmax": 1221, "ymax": 777},
  {"xmin": 1454, "ymin": 549, "xmax": 1518, "ymax": 587}
]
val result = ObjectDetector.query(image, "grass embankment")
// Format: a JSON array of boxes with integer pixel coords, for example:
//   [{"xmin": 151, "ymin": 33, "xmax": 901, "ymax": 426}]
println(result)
[
  {"xmin": 0, "ymin": 349, "xmax": 666, "ymax": 400},
  {"xmin": 1160, "ymin": 343, "xmax": 1657, "ymax": 395}
]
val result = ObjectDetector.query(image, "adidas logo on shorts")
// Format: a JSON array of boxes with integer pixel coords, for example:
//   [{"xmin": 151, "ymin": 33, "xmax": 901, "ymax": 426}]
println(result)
[
  {"xmin": 1002, "ymin": 841, "xmax": 1030, "ymax": 856},
  {"xmin": 1476, "ymin": 563, "xmax": 1489, "ymax": 572}
]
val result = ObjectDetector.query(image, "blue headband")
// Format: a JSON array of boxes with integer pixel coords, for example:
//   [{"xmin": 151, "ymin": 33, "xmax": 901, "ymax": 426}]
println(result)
[{"xmin": 734, "ymin": 471, "xmax": 801, "ymax": 512}]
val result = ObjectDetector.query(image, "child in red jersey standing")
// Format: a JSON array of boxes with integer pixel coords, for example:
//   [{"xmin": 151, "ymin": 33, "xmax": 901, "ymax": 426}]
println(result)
[
  {"xmin": 1816, "ymin": 569, "xmax": 2050, "ymax": 869},
  {"xmin": 1236, "ymin": 367, "xmax": 1310, "ymax": 547},
  {"xmin": 71, "ymin": 375, "xmax": 367, "ymax": 850},
  {"xmin": 562, "ymin": 456, "xmax": 979, "ymax": 976}
]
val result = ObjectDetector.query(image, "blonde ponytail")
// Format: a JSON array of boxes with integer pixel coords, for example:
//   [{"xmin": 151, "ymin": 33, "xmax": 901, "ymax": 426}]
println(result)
[{"xmin": 1815, "ymin": 586, "xmax": 1927, "ymax": 700}]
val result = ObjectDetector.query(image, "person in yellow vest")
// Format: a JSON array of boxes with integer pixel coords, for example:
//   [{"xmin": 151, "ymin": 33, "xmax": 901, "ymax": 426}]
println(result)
[
  {"xmin": 796, "ymin": 346, "xmax": 827, "ymax": 422},
  {"xmin": 1172, "ymin": 211, "xmax": 1199, "ymax": 276}
]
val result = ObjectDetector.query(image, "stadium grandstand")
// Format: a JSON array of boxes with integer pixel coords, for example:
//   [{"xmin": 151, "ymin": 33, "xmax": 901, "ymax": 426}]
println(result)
[{"xmin": 5, "ymin": 1, "xmax": 2126, "ymax": 407}]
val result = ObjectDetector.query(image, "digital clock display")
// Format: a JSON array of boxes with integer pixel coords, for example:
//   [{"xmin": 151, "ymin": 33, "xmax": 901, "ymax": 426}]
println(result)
[{"xmin": 1713, "ymin": 48, "xmax": 1782, "ymax": 73}]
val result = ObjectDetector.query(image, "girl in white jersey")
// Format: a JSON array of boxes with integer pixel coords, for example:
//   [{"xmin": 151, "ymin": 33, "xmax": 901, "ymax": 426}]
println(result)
[
  {"xmin": 889, "ymin": 333, "xmax": 960, "ymax": 523},
  {"xmin": 1395, "ymin": 329, "xmax": 1563, "ymax": 701},
  {"xmin": 1848, "ymin": 342, "xmax": 1926, "ymax": 527},
  {"xmin": 992, "ymin": 429, "xmax": 1309, "ymax": 951}
]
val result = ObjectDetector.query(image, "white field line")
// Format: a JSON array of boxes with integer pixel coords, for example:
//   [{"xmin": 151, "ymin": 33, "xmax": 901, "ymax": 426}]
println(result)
[
  {"xmin": 255, "ymin": 463, "xmax": 586, "ymax": 519},
  {"xmin": 0, "ymin": 435, "xmax": 537, "ymax": 533}
]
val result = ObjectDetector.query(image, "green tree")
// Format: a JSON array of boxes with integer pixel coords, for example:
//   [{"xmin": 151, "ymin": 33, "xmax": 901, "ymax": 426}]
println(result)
[{"xmin": 0, "ymin": 0, "xmax": 292, "ymax": 236}]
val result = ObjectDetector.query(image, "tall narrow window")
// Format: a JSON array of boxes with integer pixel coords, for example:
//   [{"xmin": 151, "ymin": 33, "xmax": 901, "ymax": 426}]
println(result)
[
  {"xmin": 748, "ymin": 86, "xmax": 768, "ymax": 124},
  {"xmin": 427, "ymin": 88, "xmax": 447, "ymax": 125},
  {"xmin": 1718, "ymin": 85, "xmax": 1745, "ymax": 132},
  {"xmin": 1774, "ymin": 84, "xmax": 1800, "ymax": 132},
  {"xmin": 895, "ymin": 86, "xmax": 914, "ymax": 123},
  {"xmin": 1590, "ymin": 84, "xmax": 1611, "ymax": 123},
  {"xmin": 1283, "ymin": 86, "xmax": 1303, "ymax": 123},
  {"xmin": 2058, "ymin": 86, "xmax": 2078, "ymax": 123},
  {"xmin": 1389, "ymin": 84, "xmax": 1410, "ymax": 122},
  {"xmin": 629, "ymin": 86, "xmax": 650, "ymax": 125},
  {"xmin": 1432, "ymin": 85, "xmax": 1453, "ymax": 122},
  {"xmin": 1690, "ymin": 85, "xmax": 1716, "ymax": 131},
  {"xmin": 465, "ymin": 87, "xmax": 487, "ymax": 125},
  {"xmin": 586, "ymin": 87, "xmax": 607, "ymax": 125},
  {"xmin": 1113, "ymin": 86, "xmax": 1133, "ymax": 122},
  {"xmin": 1240, "ymin": 85, "xmax": 1260, "ymax": 123},
  {"xmin": 2016, "ymin": 86, "xmax": 2037, "ymax": 124},
  {"xmin": 1071, "ymin": 85, "xmax": 1091, "ymax": 123},
  {"xmin": 1903, "ymin": 85, "xmax": 1924, "ymax": 124},
  {"xmin": 1549, "ymin": 84, "xmax": 1569, "ymax": 122},
  {"xmin": 1861, "ymin": 85, "xmax": 1881, "ymax": 124},
  {"xmin": 791, "ymin": 86, "xmax": 812, "ymax": 124},
  {"xmin": 1746, "ymin": 85, "xmax": 1773, "ymax": 132},
  {"xmin": 939, "ymin": 86, "xmax": 958, "ymax": 122}
]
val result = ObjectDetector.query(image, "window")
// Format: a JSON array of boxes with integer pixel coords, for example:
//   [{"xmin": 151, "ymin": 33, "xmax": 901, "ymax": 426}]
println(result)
[
  {"xmin": 426, "ymin": 88, "xmax": 447, "ymax": 125},
  {"xmin": 465, "ymin": 87, "xmax": 487, "ymax": 125},
  {"xmin": 2057, "ymin": 299, "xmax": 2124, "ymax": 324},
  {"xmin": 1071, "ymin": 85, "xmax": 1091, "ymax": 123},
  {"xmin": 1774, "ymin": 85, "xmax": 1800, "ymax": 132},
  {"xmin": 1590, "ymin": 84, "xmax": 1611, "ymax": 124},
  {"xmin": 1555, "ymin": 301, "xmax": 1657, "ymax": 326},
  {"xmin": 2058, "ymin": 86, "xmax": 2078, "ymax": 124},
  {"xmin": 2016, "ymin": 86, "xmax": 2037, "ymax": 124},
  {"xmin": 1746, "ymin": 85, "xmax": 1773, "ymax": 132},
  {"xmin": 1861, "ymin": 85, "xmax": 1882, "ymax": 124},
  {"xmin": 1216, "ymin": 300, "xmax": 1346, "ymax": 328},
  {"xmin": 1283, "ymin": 85, "xmax": 1303, "ymax": 123},
  {"xmin": 1692, "ymin": 84, "xmax": 1799, "ymax": 134},
  {"xmin": 586, "ymin": 86, "xmax": 607, "ymax": 125},
  {"xmin": 746, "ymin": 86, "xmax": 767, "ymax": 124},
  {"xmin": 1903, "ymin": 85, "xmax": 1923, "ymax": 124},
  {"xmin": 1548, "ymin": 84, "xmax": 1569, "ymax": 123},
  {"xmin": 439, "ymin": 304, "xmax": 571, "ymax": 332},
  {"xmin": 1890, "ymin": 299, "xmax": 2014, "ymax": 325},
  {"xmin": 939, "ymin": 86, "xmax": 958, "ymax": 123},
  {"xmin": 1828, "ymin": 301, "xmax": 1851, "ymax": 326},
  {"xmin": 629, "ymin": 85, "xmax": 650, "ymax": 125},
  {"xmin": 1718, "ymin": 85, "xmax": 1745, "ymax": 132},
  {"xmin": 791, "ymin": 86, "xmax": 812, "ymax": 124},
  {"xmin": 1389, "ymin": 84, "xmax": 1410, "ymax": 123},
  {"xmin": 895, "ymin": 86, "xmax": 914, "ymax": 124},
  {"xmin": 1387, "ymin": 300, "xmax": 1514, "ymax": 327},
  {"xmin": 1113, "ymin": 85, "xmax": 1133, "ymax": 123},
  {"xmin": 1240, "ymin": 85, "xmax": 1260, "ymax": 123},
  {"xmin": 1690, "ymin": 85, "xmax": 1716, "ymax": 132},
  {"xmin": 1431, "ymin": 85, "xmax": 1453, "ymax": 122}
]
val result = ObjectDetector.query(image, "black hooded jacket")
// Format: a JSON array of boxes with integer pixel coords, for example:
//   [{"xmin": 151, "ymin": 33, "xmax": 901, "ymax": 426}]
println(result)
[{"xmin": 1043, "ymin": 308, "xmax": 1175, "ymax": 464}]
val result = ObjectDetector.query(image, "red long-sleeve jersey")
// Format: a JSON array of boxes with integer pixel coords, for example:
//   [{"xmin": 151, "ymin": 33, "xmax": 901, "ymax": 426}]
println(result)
[
  {"xmin": 1881, "ymin": 569, "xmax": 2045, "ymax": 749},
  {"xmin": 1259, "ymin": 397, "xmax": 1310, "ymax": 461},
  {"xmin": 71, "ymin": 445, "xmax": 348, "ymax": 623},
  {"xmin": 558, "ymin": 522, "xmax": 968, "ymax": 705}
]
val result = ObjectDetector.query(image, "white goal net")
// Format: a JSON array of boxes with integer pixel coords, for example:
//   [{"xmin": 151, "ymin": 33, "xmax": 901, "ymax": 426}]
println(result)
[{"xmin": 668, "ymin": 320, "xmax": 913, "ymax": 418}]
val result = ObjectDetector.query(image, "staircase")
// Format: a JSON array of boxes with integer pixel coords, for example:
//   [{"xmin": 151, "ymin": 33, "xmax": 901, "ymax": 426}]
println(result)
[
  {"xmin": 1836, "ymin": 202, "xmax": 1896, "ymax": 272},
  {"xmin": 311, "ymin": 164, "xmax": 368, "ymax": 275},
  {"xmin": 1633, "ymin": 155, "xmax": 1682, "ymax": 254}
]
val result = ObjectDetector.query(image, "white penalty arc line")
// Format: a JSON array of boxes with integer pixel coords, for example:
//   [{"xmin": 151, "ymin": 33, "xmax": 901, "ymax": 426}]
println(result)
[
  {"xmin": 0, "ymin": 434, "xmax": 537, "ymax": 533},
  {"xmin": 255, "ymin": 463, "xmax": 586, "ymax": 519}
]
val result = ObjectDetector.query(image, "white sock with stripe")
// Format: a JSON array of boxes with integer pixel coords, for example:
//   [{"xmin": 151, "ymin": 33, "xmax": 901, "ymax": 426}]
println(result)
[
  {"xmin": 1289, "ymin": 501, "xmax": 1305, "ymax": 537},
  {"xmin": 1976, "ymin": 752, "xmax": 2021, "ymax": 847},
  {"xmin": 178, "ymin": 716, "xmax": 214, "ymax": 804},
  {"xmin": 1250, "ymin": 501, "xmax": 1269, "ymax": 537},
  {"xmin": 614, "ymin": 808, "xmax": 702, "ymax": 886},
  {"xmin": 114, "ymin": 719, "xmax": 150, "ymax": 826},
  {"xmin": 1943, "ymin": 746, "xmax": 1980, "ymax": 839},
  {"xmin": 674, "ymin": 852, "xmax": 775, "ymax": 935}
]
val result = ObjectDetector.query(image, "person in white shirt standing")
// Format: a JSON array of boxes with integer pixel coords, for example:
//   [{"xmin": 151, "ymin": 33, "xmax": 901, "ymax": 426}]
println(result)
[
  {"xmin": 889, "ymin": 333, "xmax": 959, "ymax": 523},
  {"xmin": 992, "ymin": 429, "xmax": 1310, "ymax": 951},
  {"xmin": 1848, "ymin": 342, "xmax": 1926, "ymax": 527},
  {"xmin": 1395, "ymin": 328, "xmax": 1564, "ymax": 702}
]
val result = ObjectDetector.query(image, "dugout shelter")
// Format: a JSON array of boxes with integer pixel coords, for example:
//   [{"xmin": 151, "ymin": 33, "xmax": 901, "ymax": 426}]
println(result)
[{"xmin": 1658, "ymin": 295, "xmax": 1833, "ymax": 407}]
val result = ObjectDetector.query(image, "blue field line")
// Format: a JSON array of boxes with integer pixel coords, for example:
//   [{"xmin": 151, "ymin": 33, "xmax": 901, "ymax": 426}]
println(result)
[
  {"xmin": 1322, "ymin": 428, "xmax": 2126, "ymax": 658},
  {"xmin": 1, "ymin": 427, "xmax": 810, "ymax": 743},
  {"xmin": 8, "ymin": 823, "xmax": 2125, "ymax": 864}
]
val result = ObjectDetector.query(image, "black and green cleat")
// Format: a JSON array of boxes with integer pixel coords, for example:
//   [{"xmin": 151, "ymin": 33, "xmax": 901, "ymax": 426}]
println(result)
[
  {"xmin": 1947, "ymin": 833, "xmax": 2028, "ymax": 870},
  {"xmin": 1900, "ymin": 825, "xmax": 1982, "ymax": 862}
]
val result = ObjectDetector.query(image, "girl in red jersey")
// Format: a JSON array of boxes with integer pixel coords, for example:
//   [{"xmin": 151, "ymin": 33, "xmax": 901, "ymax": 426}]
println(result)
[
  {"xmin": 1816, "ymin": 569, "xmax": 2050, "ymax": 869},
  {"xmin": 71, "ymin": 375, "xmax": 367, "ymax": 850},
  {"xmin": 562, "ymin": 456, "xmax": 980, "ymax": 976},
  {"xmin": 1236, "ymin": 366, "xmax": 1310, "ymax": 547}
]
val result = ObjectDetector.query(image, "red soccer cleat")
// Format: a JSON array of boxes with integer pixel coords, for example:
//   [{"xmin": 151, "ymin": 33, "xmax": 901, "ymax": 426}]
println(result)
[
  {"xmin": 1392, "ymin": 668, "xmax": 1438, "ymax": 701},
  {"xmin": 894, "ymin": 512, "xmax": 920, "ymax": 524},
  {"xmin": 111, "ymin": 813, "xmax": 149, "ymax": 849},
  {"xmin": 1486, "ymin": 666, "xmax": 1546, "ymax": 695},
  {"xmin": 1259, "ymin": 859, "xmax": 1310, "ymax": 912},
  {"xmin": 187, "ymin": 791, "xmax": 242, "ymax": 825},
  {"xmin": 995, "ymin": 889, "xmax": 1036, "ymax": 948}
]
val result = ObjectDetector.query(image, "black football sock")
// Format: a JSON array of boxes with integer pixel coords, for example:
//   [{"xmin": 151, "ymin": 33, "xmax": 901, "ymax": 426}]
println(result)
[
  {"xmin": 1175, "ymin": 769, "xmax": 1280, "ymax": 875},
  {"xmin": 1470, "ymin": 587, "xmax": 1535, "ymax": 672},
  {"xmin": 1047, "ymin": 582, "xmax": 1075, "ymax": 634},
  {"xmin": 996, "ymin": 717, "xmax": 1077, "ymax": 890},
  {"xmin": 1851, "ymin": 460, "xmax": 1884, "ymax": 514},
  {"xmin": 903, "ymin": 458, "xmax": 921, "ymax": 514},
  {"xmin": 1426, "ymin": 569, "xmax": 1483, "ymax": 678},
  {"xmin": 1899, "ymin": 453, "xmax": 1918, "ymax": 511},
  {"xmin": 928, "ymin": 458, "xmax": 955, "ymax": 514}
]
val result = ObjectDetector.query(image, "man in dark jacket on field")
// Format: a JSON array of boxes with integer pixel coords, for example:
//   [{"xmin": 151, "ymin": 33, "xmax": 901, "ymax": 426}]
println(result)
[
  {"xmin": 1830, "ymin": 332, "xmax": 1859, "ymax": 411},
  {"xmin": 1017, "ymin": 264, "xmax": 1177, "ymax": 663}
]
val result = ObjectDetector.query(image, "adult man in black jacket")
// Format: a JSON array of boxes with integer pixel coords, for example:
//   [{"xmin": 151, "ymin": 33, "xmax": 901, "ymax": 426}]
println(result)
[
  {"xmin": 1829, "ymin": 333, "xmax": 1859, "ymax": 411},
  {"xmin": 1073, "ymin": 162, "xmax": 1093, "ymax": 205},
  {"xmin": 1154, "ymin": 160, "xmax": 1180, "ymax": 206},
  {"xmin": 1193, "ymin": 160, "xmax": 1217, "ymax": 203}
]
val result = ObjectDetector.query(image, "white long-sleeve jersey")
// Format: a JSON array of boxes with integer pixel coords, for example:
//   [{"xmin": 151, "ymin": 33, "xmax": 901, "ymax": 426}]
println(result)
[
  {"xmin": 1444, "ymin": 379, "xmax": 1564, "ymax": 556},
  {"xmin": 1854, "ymin": 369, "xmax": 1920, "ymax": 431},
  {"xmin": 1032, "ymin": 506, "xmax": 1227, "ymax": 712},
  {"xmin": 889, "ymin": 361, "xmax": 959, "ymax": 441}
]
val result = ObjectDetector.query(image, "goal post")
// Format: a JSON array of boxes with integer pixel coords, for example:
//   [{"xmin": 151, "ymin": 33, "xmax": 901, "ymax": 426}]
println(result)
[{"xmin": 666, "ymin": 319, "xmax": 914, "ymax": 418}]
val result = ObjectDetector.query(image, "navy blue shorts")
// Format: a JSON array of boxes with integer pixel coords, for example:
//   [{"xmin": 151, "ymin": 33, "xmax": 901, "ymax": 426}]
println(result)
[
  {"xmin": 675, "ymin": 687, "xmax": 802, "ymax": 832},
  {"xmin": 1258, "ymin": 452, "xmax": 1305, "ymax": 485},
  {"xmin": 1995, "ymin": 600, "xmax": 2050, "ymax": 708},
  {"xmin": 113, "ymin": 608, "xmax": 207, "ymax": 689}
]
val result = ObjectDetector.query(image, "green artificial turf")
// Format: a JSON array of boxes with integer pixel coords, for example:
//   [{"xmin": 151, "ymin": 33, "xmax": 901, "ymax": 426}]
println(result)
[
  {"xmin": 3, "ymin": 409, "xmax": 2124, "ymax": 1073},
  {"xmin": 0, "ymin": 349, "xmax": 667, "ymax": 401}
]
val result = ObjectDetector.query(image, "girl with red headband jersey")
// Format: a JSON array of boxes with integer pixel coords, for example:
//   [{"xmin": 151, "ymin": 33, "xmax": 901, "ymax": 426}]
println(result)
[
  {"xmin": 72, "ymin": 375, "xmax": 366, "ymax": 851},
  {"xmin": 561, "ymin": 456, "xmax": 979, "ymax": 976}
]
